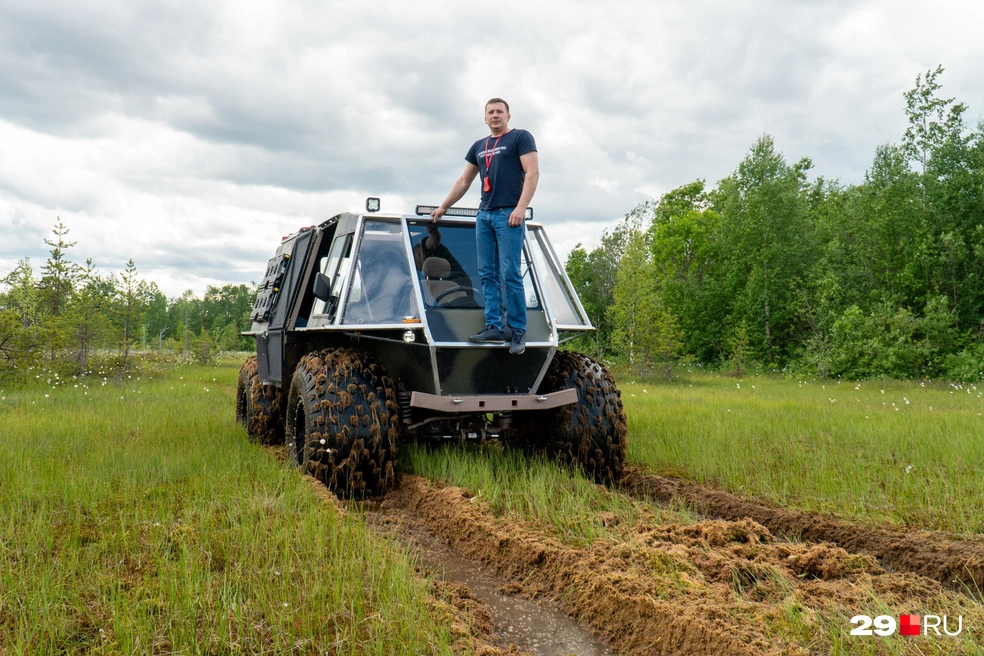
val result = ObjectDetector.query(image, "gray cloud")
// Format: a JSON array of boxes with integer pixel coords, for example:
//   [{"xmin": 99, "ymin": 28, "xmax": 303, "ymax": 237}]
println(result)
[{"xmin": 1, "ymin": 0, "xmax": 982, "ymax": 296}]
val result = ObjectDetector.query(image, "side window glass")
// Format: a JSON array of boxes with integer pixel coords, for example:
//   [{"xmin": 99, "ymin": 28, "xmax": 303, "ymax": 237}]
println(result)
[
  {"xmin": 527, "ymin": 228, "xmax": 588, "ymax": 326},
  {"xmin": 311, "ymin": 235, "xmax": 352, "ymax": 320},
  {"xmin": 342, "ymin": 220, "xmax": 418, "ymax": 324}
]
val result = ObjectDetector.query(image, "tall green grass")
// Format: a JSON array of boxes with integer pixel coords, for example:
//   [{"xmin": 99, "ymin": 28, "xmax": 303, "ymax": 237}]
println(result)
[
  {"xmin": 622, "ymin": 373, "xmax": 984, "ymax": 533},
  {"xmin": 402, "ymin": 442, "xmax": 686, "ymax": 546},
  {"xmin": 0, "ymin": 361, "xmax": 456, "ymax": 655}
]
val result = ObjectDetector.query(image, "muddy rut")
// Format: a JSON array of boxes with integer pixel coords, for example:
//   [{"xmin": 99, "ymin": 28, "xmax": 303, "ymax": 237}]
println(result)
[
  {"xmin": 620, "ymin": 467, "xmax": 984, "ymax": 592},
  {"xmin": 345, "ymin": 475, "xmax": 983, "ymax": 655}
]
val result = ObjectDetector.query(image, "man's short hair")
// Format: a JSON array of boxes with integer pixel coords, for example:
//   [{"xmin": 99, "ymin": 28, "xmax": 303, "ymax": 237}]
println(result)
[{"xmin": 485, "ymin": 97, "xmax": 510, "ymax": 113}]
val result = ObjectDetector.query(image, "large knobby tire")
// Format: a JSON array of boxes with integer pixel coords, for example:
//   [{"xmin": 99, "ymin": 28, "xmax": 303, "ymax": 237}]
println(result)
[
  {"xmin": 516, "ymin": 351, "xmax": 627, "ymax": 484},
  {"xmin": 285, "ymin": 348, "xmax": 398, "ymax": 497},
  {"xmin": 236, "ymin": 356, "xmax": 284, "ymax": 445}
]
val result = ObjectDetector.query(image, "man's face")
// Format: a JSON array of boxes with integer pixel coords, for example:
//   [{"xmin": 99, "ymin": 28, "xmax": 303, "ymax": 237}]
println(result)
[{"xmin": 485, "ymin": 102, "xmax": 510, "ymax": 133}]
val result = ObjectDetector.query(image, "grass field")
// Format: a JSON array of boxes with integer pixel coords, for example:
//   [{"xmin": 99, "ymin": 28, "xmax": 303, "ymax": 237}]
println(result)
[
  {"xmin": 0, "ymin": 359, "xmax": 456, "ymax": 655},
  {"xmin": 3, "ymin": 357, "xmax": 983, "ymax": 654},
  {"xmin": 621, "ymin": 372, "xmax": 984, "ymax": 533}
]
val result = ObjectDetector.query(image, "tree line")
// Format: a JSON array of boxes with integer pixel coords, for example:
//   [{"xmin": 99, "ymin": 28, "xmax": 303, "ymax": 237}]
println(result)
[
  {"xmin": 0, "ymin": 221, "xmax": 256, "ymax": 383},
  {"xmin": 566, "ymin": 67, "xmax": 984, "ymax": 381},
  {"xmin": 4, "ymin": 67, "xmax": 980, "ymax": 384}
]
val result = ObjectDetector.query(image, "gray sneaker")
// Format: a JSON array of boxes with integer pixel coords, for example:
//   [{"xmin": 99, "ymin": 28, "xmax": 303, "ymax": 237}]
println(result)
[
  {"xmin": 469, "ymin": 325, "xmax": 505, "ymax": 343},
  {"xmin": 509, "ymin": 329, "xmax": 526, "ymax": 355}
]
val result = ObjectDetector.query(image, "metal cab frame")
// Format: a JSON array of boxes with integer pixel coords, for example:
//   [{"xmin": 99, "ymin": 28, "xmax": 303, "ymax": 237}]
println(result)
[{"xmin": 245, "ymin": 206, "xmax": 594, "ymax": 436}]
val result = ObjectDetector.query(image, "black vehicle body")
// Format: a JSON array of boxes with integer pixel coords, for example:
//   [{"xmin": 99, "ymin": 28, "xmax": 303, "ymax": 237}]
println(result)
[{"xmin": 238, "ymin": 204, "xmax": 626, "ymax": 495}]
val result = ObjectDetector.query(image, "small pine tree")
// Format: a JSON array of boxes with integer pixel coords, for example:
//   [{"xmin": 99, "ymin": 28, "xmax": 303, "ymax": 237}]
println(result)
[
  {"xmin": 40, "ymin": 219, "xmax": 80, "ymax": 318},
  {"xmin": 115, "ymin": 258, "xmax": 146, "ymax": 370}
]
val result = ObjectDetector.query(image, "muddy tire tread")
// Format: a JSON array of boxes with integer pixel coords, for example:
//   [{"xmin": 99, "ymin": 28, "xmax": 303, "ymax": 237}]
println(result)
[
  {"xmin": 285, "ymin": 348, "xmax": 398, "ymax": 497},
  {"xmin": 518, "ymin": 351, "xmax": 627, "ymax": 484},
  {"xmin": 236, "ymin": 356, "xmax": 284, "ymax": 445}
]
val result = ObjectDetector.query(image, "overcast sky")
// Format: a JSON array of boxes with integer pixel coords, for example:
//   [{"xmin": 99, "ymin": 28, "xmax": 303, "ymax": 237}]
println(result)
[{"xmin": 1, "ymin": 0, "xmax": 982, "ymax": 298}]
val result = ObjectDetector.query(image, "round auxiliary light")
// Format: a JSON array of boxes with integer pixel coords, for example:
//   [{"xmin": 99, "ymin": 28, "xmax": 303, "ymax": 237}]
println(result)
[{"xmin": 402, "ymin": 330, "xmax": 416, "ymax": 343}]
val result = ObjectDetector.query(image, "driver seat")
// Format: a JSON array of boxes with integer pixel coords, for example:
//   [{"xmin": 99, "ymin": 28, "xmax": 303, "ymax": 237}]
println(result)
[{"xmin": 422, "ymin": 257, "xmax": 467, "ymax": 306}]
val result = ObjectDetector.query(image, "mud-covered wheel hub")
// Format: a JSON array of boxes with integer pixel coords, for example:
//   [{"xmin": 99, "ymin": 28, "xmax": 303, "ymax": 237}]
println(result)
[
  {"xmin": 285, "ymin": 348, "xmax": 399, "ymax": 497},
  {"xmin": 236, "ymin": 356, "xmax": 284, "ymax": 445},
  {"xmin": 515, "ymin": 351, "xmax": 627, "ymax": 484}
]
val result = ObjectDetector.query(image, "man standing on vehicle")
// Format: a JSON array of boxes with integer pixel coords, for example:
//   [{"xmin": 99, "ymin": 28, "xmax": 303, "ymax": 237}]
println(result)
[{"xmin": 431, "ymin": 98, "xmax": 540, "ymax": 354}]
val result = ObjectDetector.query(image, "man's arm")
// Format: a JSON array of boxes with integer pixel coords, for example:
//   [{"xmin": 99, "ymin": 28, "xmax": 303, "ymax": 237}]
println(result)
[
  {"xmin": 509, "ymin": 151, "xmax": 539, "ymax": 227},
  {"xmin": 431, "ymin": 163, "xmax": 480, "ymax": 221}
]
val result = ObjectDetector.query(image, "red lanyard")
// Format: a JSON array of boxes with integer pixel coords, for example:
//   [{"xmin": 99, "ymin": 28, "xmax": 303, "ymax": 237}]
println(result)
[
  {"xmin": 483, "ymin": 131, "xmax": 505, "ymax": 192},
  {"xmin": 484, "ymin": 133, "xmax": 504, "ymax": 171}
]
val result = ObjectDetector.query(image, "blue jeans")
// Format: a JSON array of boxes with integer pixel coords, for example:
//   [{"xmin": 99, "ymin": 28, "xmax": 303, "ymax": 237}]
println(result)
[{"xmin": 476, "ymin": 207, "xmax": 526, "ymax": 334}]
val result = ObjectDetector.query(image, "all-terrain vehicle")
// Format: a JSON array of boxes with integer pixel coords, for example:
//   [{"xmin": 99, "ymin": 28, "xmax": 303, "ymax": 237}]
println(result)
[{"xmin": 236, "ymin": 200, "xmax": 627, "ymax": 496}]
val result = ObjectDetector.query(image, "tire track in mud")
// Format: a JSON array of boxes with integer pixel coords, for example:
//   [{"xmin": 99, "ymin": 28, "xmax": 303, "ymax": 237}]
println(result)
[
  {"xmin": 382, "ymin": 475, "xmax": 983, "ymax": 656},
  {"xmin": 301, "ymin": 475, "xmax": 520, "ymax": 655},
  {"xmin": 389, "ymin": 476, "xmax": 764, "ymax": 656},
  {"xmin": 620, "ymin": 467, "xmax": 984, "ymax": 593}
]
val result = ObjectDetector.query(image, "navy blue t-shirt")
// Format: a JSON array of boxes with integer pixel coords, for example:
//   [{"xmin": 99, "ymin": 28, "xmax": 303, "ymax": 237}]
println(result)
[{"xmin": 465, "ymin": 128, "xmax": 537, "ymax": 211}]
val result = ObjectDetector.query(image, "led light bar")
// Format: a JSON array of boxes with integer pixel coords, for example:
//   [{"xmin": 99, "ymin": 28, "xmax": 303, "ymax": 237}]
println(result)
[
  {"xmin": 414, "ymin": 205, "xmax": 533, "ymax": 220},
  {"xmin": 415, "ymin": 205, "xmax": 477, "ymax": 217}
]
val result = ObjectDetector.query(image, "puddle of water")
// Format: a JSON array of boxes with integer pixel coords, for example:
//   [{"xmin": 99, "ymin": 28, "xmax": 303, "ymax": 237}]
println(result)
[
  {"xmin": 381, "ymin": 516, "xmax": 616, "ymax": 656},
  {"xmin": 425, "ymin": 546, "xmax": 616, "ymax": 656}
]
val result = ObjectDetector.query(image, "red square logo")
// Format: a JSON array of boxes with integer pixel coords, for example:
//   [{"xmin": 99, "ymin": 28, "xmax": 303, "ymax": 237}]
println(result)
[{"xmin": 900, "ymin": 615, "xmax": 921, "ymax": 636}]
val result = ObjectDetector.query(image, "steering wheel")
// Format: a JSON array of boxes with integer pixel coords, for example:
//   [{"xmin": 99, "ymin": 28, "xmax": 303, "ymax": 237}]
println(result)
[{"xmin": 433, "ymin": 286, "xmax": 482, "ymax": 305}]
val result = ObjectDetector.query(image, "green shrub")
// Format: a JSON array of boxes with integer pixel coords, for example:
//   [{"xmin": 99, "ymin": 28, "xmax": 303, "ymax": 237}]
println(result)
[
  {"xmin": 943, "ymin": 343, "xmax": 984, "ymax": 382},
  {"xmin": 815, "ymin": 296, "xmax": 956, "ymax": 379}
]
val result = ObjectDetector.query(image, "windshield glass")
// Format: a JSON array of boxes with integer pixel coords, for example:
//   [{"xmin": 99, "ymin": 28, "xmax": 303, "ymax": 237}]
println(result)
[
  {"xmin": 341, "ymin": 219, "xmax": 419, "ymax": 324},
  {"xmin": 408, "ymin": 220, "xmax": 540, "ymax": 310}
]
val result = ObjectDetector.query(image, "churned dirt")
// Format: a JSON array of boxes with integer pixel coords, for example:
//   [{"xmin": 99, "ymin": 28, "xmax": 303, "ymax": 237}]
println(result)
[
  {"xmin": 346, "ymin": 475, "xmax": 984, "ymax": 655},
  {"xmin": 620, "ymin": 467, "xmax": 984, "ymax": 592}
]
